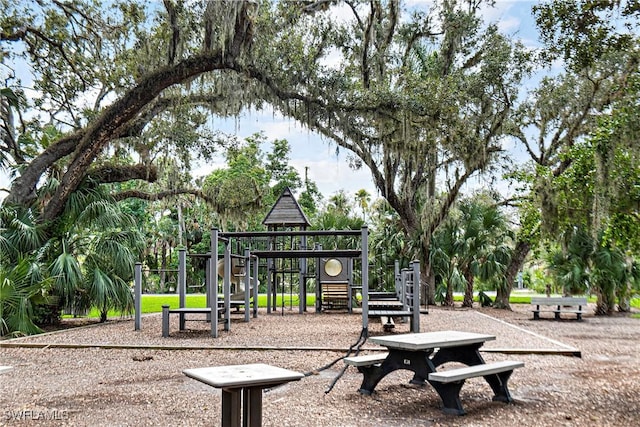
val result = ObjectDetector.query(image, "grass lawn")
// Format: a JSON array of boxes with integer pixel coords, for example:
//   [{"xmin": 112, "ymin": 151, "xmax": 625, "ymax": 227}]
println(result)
[
  {"xmin": 82, "ymin": 294, "xmax": 316, "ymax": 318},
  {"xmin": 78, "ymin": 293, "xmax": 640, "ymax": 319}
]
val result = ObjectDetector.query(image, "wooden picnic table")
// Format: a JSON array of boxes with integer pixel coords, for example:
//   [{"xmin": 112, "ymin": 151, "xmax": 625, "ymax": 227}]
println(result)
[
  {"xmin": 346, "ymin": 330, "xmax": 523, "ymax": 415},
  {"xmin": 183, "ymin": 363, "xmax": 304, "ymax": 427}
]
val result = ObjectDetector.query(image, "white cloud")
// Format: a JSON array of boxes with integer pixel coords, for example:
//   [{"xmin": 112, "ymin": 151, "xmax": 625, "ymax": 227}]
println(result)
[
  {"xmin": 291, "ymin": 154, "xmax": 378, "ymax": 198},
  {"xmin": 497, "ymin": 16, "xmax": 522, "ymax": 33},
  {"xmin": 193, "ymin": 110, "xmax": 379, "ymax": 199}
]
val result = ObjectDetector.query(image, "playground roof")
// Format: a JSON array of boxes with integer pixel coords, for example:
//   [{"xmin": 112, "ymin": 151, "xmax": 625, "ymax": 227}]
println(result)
[{"xmin": 262, "ymin": 187, "xmax": 311, "ymax": 228}]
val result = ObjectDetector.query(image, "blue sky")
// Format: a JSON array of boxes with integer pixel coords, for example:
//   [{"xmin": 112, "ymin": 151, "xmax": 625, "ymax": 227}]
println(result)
[{"xmin": 1, "ymin": 0, "xmax": 542, "ymax": 204}]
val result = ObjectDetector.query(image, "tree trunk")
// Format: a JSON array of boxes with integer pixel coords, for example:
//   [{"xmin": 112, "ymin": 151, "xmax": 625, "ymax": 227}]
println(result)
[
  {"xmin": 594, "ymin": 287, "xmax": 612, "ymax": 315},
  {"xmin": 617, "ymin": 293, "xmax": 631, "ymax": 312},
  {"xmin": 616, "ymin": 264, "xmax": 632, "ymax": 312},
  {"xmin": 494, "ymin": 283, "xmax": 512, "ymax": 310},
  {"xmin": 3, "ymin": 134, "xmax": 82, "ymax": 206},
  {"xmin": 495, "ymin": 240, "xmax": 531, "ymax": 310},
  {"xmin": 426, "ymin": 268, "xmax": 436, "ymax": 306},
  {"xmin": 444, "ymin": 279, "xmax": 454, "ymax": 307},
  {"xmin": 463, "ymin": 270, "xmax": 474, "ymax": 308},
  {"xmin": 177, "ymin": 201, "xmax": 185, "ymax": 248},
  {"xmin": 420, "ymin": 259, "xmax": 437, "ymax": 306},
  {"xmin": 160, "ymin": 242, "xmax": 168, "ymax": 292},
  {"xmin": 418, "ymin": 235, "xmax": 437, "ymax": 306}
]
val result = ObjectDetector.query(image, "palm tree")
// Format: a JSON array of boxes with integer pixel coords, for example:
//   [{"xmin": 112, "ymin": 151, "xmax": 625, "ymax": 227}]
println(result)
[
  {"xmin": 328, "ymin": 191, "xmax": 350, "ymax": 215},
  {"xmin": 0, "ymin": 258, "xmax": 51, "ymax": 336},
  {"xmin": 453, "ymin": 200, "xmax": 513, "ymax": 308},
  {"xmin": 45, "ymin": 185, "xmax": 144, "ymax": 322},
  {"xmin": 0, "ymin": 206, "xmax": 50, "ymax": 336},
  {"xmin": 547, "ymin": 228, "xmax": 638, "ymax": 315},
  {"xmin": 354, "ymin": 189, "xmax": 371, "ymax": 221},
  {"xmin": 368, "ymin": 199, "xmax": 418, "ymax": 292},
  {"xmin": 430, "ymin": 220, "xmax": 463, "ymax": 306},
  {"xmin": 546, "ymin": 228, "xmax": 592, "ymax": 296},
  {"xmin": 1, "ymin": 180, "xmax": 144, "ymax": 335}
]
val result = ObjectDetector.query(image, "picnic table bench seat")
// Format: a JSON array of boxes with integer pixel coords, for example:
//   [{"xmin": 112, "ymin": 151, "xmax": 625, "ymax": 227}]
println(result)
[
  {"xmin": 531, "ymin": 297, "xmax": 587, "ymax": 321},
  {"xmin": 343, "ymin": 353, "xmax": 389, "ymax": 367},
  {"xmin": 428, "ymin": 360, "xmax": 524, "ymax": 415},
  {"xmin": 345, "ymin": 352, "xmax": 524, "ymax": 416}
]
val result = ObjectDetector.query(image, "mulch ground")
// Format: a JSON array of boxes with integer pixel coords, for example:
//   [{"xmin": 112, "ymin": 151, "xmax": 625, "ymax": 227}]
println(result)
[{"xmin": 1, "ymin": 303, "xmax": 639, "ymax": 426}]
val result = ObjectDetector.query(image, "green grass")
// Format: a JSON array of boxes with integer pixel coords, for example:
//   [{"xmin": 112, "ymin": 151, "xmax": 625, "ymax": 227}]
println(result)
[
  {"xmin": 73, "ymin": 293, "xmax": 640, "ymax": 320},
  {"xmin": 631, "ymin": 298, "xmax": 640, "ymax": 318},
  {"xmin": 77, "ymin": 294, "xmax": 317, "ymax": 319},
  {"xmin": 451, "ymin": 294, "xmax": 530, "ymax": 304},
  {"xmin": 137, "ymin": 294, "xmax": 316, "ymax": 312}
]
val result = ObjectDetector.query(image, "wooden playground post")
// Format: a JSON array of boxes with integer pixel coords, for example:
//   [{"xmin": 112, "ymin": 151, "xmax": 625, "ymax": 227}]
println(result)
[
  {"xmin": 252, "ymin": 255, "xmax": 259, "ymax": 318},
  {"xmin": 411, "ymin": 260, "xmax": 421, "ymax": 333},
  {"xmin": 210, "ymin": 228, "xmax": 219, "ymax": 338},
  {"xmin": 299, "ymin": 234, "xmax": 306, "ymax": 314},
  {"xmin": 134, "ymin": 262, "xmax": 142, "ymax": 331},
  {"xmin": 223, "ymin": 240, "xmax": 232, "ymax": 331},
  {"xmin": 244, "ymin": 249, "xmax": 251, "ymax": 322},
  {"xmin": 361, "ymin": 226, "xmax": 369, "ymax": 333},
  {"xmin": 178, "ymin": 249, "xmax": 186, "ymax": 330},
  {"xmin": 205, "ymin": 254, "xmax": 211, "ymax": 322},
  {"xmin": 314, "ymin": 243, "xmax": 322, "ymax": 312}
]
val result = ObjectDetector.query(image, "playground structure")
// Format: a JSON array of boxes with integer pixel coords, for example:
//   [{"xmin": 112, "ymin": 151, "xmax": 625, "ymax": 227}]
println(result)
[
  {"xmin": 135, "ymin": 231, "xmax": 421, "ymax": 337},
  {"xmin": 133, "ymin": 188, "xmax": 421, "ymax": 337}
]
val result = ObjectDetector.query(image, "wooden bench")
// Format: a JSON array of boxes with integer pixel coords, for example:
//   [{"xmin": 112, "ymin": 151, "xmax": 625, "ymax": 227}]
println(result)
[
  {"xmin": 321, "ymin": 283, "xmax": 349, "ymax": 309},
  {"xmin": 343, "ymin": 353, "xmax": 389, "ymax": 367},
  {"xmin": 531, "ymin": 297, "xmax": 587, "ymax": 321},
  {"xmin": 428, "ymin": 360, "xmax": 524, "ymax": 415}
]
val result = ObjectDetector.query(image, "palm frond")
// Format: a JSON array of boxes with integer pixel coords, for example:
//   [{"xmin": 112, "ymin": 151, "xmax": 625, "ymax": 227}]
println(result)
[
  {"xmin": 76, "ymin": 200, "xmax": 135, "ymax": 230},
  {"xmin": 91, "ymin": 237, "xmax": 136, "ymax": 278},
  {"xmin": 0, "ymin": 259, "xmax": 45, "ymax": 336},
  {"xmin": 50, "ymin": 251, "xmax": 83, "ymax": 311},
  {"xmin": 5, "ymin": 208, "xmax": 46, "ymax": 253},
  {"xmin": 85, "ymin": 266, "xmax": 134, "ymax": 321}
]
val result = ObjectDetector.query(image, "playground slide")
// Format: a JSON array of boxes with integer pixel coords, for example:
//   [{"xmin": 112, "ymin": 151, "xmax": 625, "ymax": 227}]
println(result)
[{"xmin": 216, "ymin": 258, "xmax": 247, "ymax": 293}]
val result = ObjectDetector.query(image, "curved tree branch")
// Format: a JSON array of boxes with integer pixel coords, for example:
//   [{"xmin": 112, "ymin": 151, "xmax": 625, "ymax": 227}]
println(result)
[
  {"xmin": 87, "ymin": 164, "xmax": 158, "ymax": 184},
  {"xmin": 6, "ymin": 0, "xmax": 257, "ymax": 222},
  {"xmin": 113, "ymin": 188, "xmax": 213, "ymax": 204}
]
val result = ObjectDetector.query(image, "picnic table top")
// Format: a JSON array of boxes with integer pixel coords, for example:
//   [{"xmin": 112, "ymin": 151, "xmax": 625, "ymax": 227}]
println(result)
[
  {"xmin": 183, "ymin": 363, "xmax": 304, "ymax": 389},
  {"xmin": 0, "ymin": 366, "xmax": 13, "ymax": 374},
  {"xmin": 369, "ymin": 330, "xmax": 495, "ymax": 351}
]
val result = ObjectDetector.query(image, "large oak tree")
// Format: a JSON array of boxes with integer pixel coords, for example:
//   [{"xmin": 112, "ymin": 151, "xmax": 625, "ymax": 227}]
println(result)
[
  {"xmin": 244, "ymin": 0, "xmax": 530, "ymax": 304},
  {"xmin": 1, "ymin": 0, "xmax": 258, "ymax": 222},
  {"xmin": 2, "ymin": 1, "xmax": 530, "ymax": 306}
]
